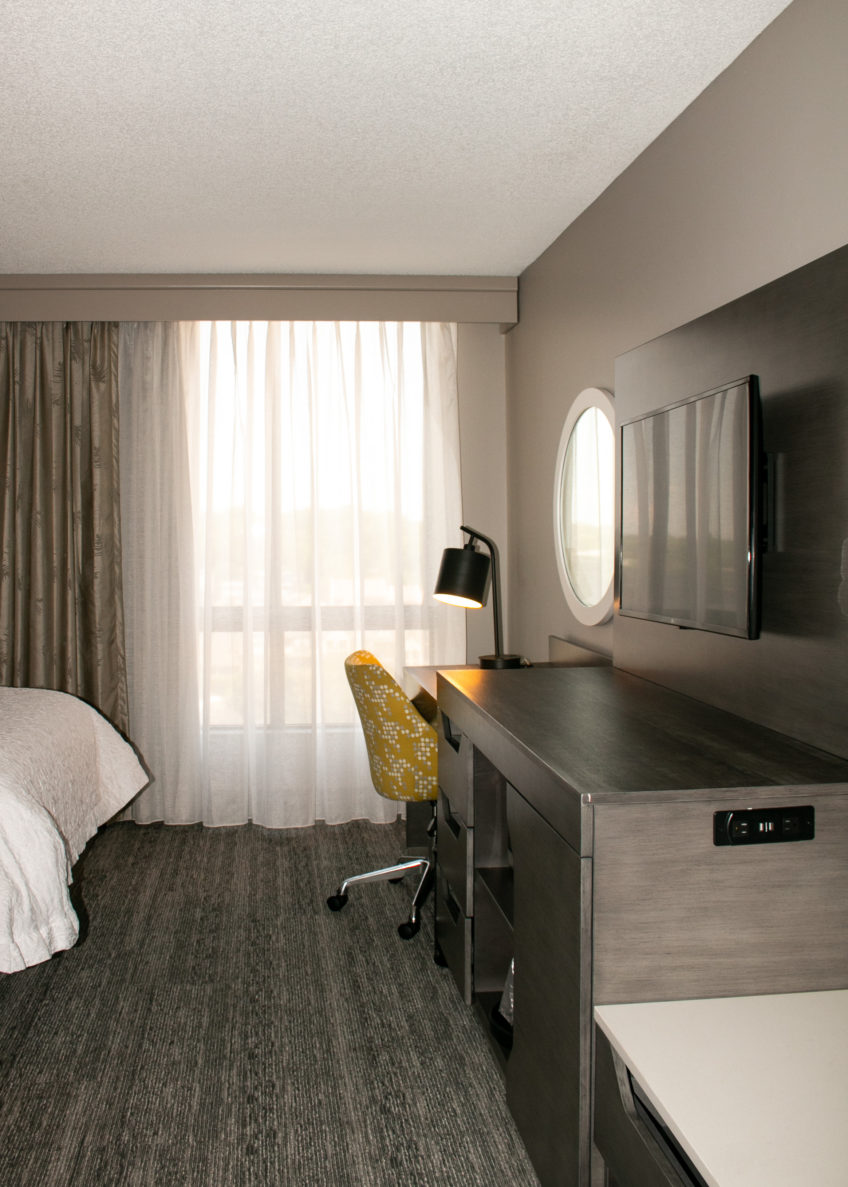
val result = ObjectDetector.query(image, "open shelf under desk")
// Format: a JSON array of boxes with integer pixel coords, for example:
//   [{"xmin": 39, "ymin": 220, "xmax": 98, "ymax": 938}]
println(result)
[
  {"xmin": 474, "ymin": 990, "xmax": 512, "ymax": 1072},
  {"xmin": 473, "ymin": 866, "xmax": 513, "ymax": 1007},
  {"xmin": 475, "ymin": 864, "xmax": 513, "ymax": 926}
]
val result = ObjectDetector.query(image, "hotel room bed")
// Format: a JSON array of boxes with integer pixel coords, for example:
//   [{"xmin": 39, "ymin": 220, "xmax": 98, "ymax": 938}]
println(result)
[{"xmin": 0, "ymin": 687, "xmax": 148, "ymax": 974}]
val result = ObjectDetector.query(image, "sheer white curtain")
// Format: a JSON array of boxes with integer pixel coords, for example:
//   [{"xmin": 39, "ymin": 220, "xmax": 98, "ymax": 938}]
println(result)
[{"xmin": 119, "ymin": 321, "xmax": 464, "ymax": 827}]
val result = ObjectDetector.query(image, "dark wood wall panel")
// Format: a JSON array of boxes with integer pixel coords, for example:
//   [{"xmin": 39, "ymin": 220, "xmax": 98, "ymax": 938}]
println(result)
[{"xmin": 614, "ymin": 245, "xmax": 848, "ymax": 758}]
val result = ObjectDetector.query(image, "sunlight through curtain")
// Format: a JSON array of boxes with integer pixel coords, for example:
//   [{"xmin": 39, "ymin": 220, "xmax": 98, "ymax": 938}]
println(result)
[{"xmin": 120, "ymin": 321, "xmax": 463, "ymax": 826}]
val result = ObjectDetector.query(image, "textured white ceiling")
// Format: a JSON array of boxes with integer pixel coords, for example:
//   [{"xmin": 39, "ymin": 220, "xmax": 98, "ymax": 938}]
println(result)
[{"xmin": 1, "ymin": 0, "xmax": 792, "ymax": 276}]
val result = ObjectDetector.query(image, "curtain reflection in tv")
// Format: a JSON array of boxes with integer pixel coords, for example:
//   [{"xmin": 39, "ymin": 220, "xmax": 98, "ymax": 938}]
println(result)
[{"xmin": 620, "ymin": 381, "xmax": 751, "ymax": 635}]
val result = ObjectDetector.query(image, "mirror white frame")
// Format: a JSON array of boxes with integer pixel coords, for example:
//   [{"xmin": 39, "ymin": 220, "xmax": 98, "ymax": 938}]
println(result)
[{"xmin": 553, "ymin": 387, "xmax": 615, "ymax": 626}]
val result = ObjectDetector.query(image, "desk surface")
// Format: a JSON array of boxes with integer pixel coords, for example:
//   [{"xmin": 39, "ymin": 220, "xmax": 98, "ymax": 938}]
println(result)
[
  {"xmin": 433, "ymin": 665, "xmax": 848, "ymax": 798},
  {"xmin": 595, "ymin": 991, "xmax": 848, "ymax": 1187},
  {"xmin": 431, "ymin": 665, "xmax": 848, "ymax": 853},
  {"xmin": 404, "ymin": 664, "xmax": 474, "ymax": 700}
]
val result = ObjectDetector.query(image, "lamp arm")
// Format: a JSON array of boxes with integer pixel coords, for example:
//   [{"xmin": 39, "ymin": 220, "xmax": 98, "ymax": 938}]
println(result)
[{"xmin": 460, "ymin": 523, "xmax": 504, "ymax": 658}]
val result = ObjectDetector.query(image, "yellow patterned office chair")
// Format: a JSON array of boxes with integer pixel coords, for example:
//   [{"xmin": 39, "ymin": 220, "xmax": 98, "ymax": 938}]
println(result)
[{"xmin": 326, "ymin": 650, "xmax": 438, "ymax": 939}]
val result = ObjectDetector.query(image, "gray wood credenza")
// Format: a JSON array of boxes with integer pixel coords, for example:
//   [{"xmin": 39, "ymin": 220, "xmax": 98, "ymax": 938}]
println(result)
[{"xmin": 429, "ymin": 665, "xmax": 848, "ymax": 1187}]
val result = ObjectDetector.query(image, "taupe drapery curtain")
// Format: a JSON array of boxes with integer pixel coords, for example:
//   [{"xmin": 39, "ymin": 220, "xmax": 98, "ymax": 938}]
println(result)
[{"xmin": 0, "ymin": 322, "xmax": 129, "ymax": 732}]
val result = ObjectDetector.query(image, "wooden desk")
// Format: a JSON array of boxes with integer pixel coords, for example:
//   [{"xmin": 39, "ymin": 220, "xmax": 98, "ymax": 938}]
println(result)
[
  {"xmin": 595, "ymin": 991, "xmax": 848, "ymax": 1187},
  {"xmin": 430, "ymin": 665, "xmax": 848, "ymax": 1187}
]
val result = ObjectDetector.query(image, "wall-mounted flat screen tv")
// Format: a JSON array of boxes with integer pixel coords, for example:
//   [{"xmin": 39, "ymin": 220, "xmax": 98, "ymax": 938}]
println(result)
[{"xmin": 619, "ymin": 375, "xmax": 762, "ymax": 639}]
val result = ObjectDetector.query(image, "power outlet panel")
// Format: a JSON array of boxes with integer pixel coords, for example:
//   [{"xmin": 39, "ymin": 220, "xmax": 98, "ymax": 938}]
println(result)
[{"xmin": 713, "ymin": 805, "xmax": 814, "ymax": 846}]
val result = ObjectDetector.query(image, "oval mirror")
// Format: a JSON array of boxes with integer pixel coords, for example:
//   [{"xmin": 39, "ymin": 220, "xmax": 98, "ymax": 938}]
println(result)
[{"xmin": 553, "ymin": 387, "xmax": 615, "ymax": 625}]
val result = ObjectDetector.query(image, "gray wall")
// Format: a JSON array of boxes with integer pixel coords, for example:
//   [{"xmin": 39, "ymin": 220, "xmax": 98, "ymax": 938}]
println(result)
[
  {"xmin": 456, "ymin": 323, "xmax": 510, "ymax": 664},
  {"xmin": 506, "ymin": 0, "xmax": 848, "ymax": 745}
]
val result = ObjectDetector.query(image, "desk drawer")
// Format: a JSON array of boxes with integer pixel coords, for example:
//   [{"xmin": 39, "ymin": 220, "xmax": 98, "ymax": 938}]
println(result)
[
  {"xmin": 437, "ymin": 712, "xmax": 474, "ymax": 824},
  {"xmin": 437, "ymin": 792, "xmax": 473, "ymax": 915},
  {"xmin": 435, "ymin": 870, "xmax": 473, "ymax": 1004}
]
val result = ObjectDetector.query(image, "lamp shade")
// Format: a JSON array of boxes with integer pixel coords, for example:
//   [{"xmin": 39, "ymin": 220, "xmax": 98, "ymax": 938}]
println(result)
[{"xmin": 433, "ymin": 544, "xmax": 491, "ymax": 608}]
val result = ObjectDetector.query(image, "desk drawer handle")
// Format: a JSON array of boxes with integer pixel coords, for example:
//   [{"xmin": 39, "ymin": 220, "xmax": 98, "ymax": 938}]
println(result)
[
  {"xmin": 444, "ymin": 883, "xmax": 461, "ymax": 925},
  {"xmin": 441, "ymin": 797, "xmax": 461, "ymax": 839},
  {"xmin": 440, "ymin": 712, "xmax": 462, "ymax": 754}
]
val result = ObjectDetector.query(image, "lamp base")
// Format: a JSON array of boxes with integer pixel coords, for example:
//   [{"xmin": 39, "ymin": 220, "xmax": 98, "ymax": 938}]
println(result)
[{"xmin": 479, "ymin": 654, "xmax": 523, "ymax": 669}]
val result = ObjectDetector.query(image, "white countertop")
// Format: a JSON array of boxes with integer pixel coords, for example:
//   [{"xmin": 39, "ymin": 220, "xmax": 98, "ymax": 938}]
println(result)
[{"xmin": 595, "ymin": 990, "xmax": 848, "ymax": 1187}]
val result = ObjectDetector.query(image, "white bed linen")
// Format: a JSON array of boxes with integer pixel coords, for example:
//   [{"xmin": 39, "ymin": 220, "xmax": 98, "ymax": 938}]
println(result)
[{"xmin": 0, "ymin": 688, "xmax": 148, "ymax": 973}]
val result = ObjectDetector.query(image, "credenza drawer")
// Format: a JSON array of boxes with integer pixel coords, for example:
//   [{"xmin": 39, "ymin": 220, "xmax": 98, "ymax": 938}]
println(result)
[
  {"xmin": 437, "ymin": 791, "xmax": 473, "ymax": 915},
  {"xmin": 437, "ymin": 712, "xmax": 474, "ymax": 824},
  {"xmin": 435, "ymin": 869, "xmax": 473, "ymax": 1005}
]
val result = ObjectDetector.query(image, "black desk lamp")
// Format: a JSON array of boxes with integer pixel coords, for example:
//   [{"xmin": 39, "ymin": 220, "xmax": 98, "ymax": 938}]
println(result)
[{"xmin": 434, "ymin": 524, "xmax": 522, "ymax": 669}]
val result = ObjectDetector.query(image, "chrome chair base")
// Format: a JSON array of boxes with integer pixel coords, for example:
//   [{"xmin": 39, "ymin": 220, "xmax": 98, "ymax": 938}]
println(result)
[{"xmin": 327, "ymin": 856, "xmax": 434, "ymax": 939}]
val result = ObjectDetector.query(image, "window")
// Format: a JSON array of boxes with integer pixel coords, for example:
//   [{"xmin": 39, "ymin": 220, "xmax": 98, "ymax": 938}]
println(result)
[{"xmin": 120, "ymin": 320, "xmax": 464, "ymax": 825}]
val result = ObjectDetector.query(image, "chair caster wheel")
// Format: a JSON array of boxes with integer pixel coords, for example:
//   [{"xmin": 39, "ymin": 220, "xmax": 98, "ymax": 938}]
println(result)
[
  {"xmin": 326, "ymin": 893, "xmax": 348, "ymax": 912},
  {"xmin": 397, "ymin": 918, "xmax": 420, "ymax": 940}
]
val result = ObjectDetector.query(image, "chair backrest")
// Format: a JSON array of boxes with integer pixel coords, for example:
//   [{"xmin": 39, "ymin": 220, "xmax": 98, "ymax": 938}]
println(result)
[{"xmin": 344, "ymin": 650, "xmax": 438, "ymax": 804}]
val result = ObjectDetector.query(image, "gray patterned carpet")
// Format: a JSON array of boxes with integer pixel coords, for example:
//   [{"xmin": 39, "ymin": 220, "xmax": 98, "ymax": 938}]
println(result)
[{"xmin": 0, "ymin": 820, "xmax": 539, "ymax": 1186}]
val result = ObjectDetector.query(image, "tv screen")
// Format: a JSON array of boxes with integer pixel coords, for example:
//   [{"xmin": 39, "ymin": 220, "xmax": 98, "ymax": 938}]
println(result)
[{"xmin": 619, "ymin": 375, "xmax": 762, "ymax": 639}]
